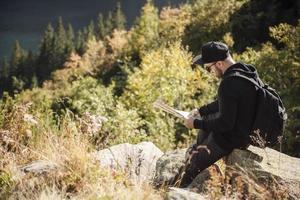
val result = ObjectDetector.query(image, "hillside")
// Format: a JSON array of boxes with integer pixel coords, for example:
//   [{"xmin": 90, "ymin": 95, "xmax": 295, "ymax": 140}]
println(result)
[{"xmin": 0, "ymin": 0, "xmax": 299, "ymax": 199}]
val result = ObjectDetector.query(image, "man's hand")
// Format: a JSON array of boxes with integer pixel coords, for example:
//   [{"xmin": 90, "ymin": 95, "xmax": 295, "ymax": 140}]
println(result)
[
  {"xmin": 184, "ymin": 116, "xmax": 195, "ymax": 129},
  {"xmin": 188, "ymin": 109, "xmax": 200, "ymax": 118}
]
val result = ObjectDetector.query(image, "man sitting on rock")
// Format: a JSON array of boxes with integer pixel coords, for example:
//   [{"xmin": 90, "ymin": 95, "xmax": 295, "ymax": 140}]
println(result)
[{"xmin": 174, "ymin": 41, "xmax": 259, "ymax": 187}]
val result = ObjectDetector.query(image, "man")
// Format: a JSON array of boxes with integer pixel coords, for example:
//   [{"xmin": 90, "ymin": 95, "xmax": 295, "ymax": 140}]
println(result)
[{"xmin": 175, "ymin": 41, "xmax": 259, "ymax": 187}]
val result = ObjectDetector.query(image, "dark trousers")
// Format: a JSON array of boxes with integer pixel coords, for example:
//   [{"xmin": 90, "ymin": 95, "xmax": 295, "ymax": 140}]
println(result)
[{"xmin": 174, "ymin": 130, "xmax": 232, "ymax": 187}]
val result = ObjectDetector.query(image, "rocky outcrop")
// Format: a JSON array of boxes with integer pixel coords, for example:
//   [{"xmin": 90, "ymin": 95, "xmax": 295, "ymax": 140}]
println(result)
[
  {"xmin": 226, "ymin": 146, "xmax": 300, "ymax": 199},
  {"xmin": 92, "ymin": 141, "xmax": 164, "ymax": 182},
  {"xmin": 154, "ymin": 145, "xmax": 300, "ymax": 200}
]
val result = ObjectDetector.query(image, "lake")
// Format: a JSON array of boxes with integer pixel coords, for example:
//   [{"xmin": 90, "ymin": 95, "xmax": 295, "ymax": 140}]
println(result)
[{"xmin": 0, "ymin": 0, "xmax": 186, "ymax": 58}]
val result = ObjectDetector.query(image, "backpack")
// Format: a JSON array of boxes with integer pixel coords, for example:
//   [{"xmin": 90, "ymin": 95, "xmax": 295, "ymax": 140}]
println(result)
[{"xmin": 226, "ymin": 70, "xmax": 287, "ymax": 148}]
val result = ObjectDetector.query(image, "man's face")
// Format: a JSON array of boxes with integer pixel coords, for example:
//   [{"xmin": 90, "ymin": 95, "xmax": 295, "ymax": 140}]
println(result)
[{"xmin": 205, "ymin": 62, "xmax": 223, "ymax": 78}]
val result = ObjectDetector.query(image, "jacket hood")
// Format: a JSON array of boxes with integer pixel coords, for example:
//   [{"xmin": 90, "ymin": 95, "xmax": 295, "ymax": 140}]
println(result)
[{"xmin": 222, "ymin": 62, "xmax": 258, "ymax": 79}]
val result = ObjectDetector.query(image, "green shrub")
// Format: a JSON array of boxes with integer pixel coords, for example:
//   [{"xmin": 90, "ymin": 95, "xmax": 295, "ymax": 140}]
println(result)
[{"xmin": 120, "ymin": 42, "xmax": 216, "ymax": 150}]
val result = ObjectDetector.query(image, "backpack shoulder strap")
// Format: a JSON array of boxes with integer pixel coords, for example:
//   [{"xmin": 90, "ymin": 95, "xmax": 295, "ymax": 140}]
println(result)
[{"xmin": 225, "ymin": 71, "xmax": 263, "ymax": 90}]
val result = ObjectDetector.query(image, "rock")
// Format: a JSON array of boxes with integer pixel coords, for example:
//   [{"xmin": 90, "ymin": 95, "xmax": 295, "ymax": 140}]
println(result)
[
  {"xmin": 155, "ymin": 145, "xmax": 300, "ymax": 199},
  {"xmin": 92, "ymin": 141, "xmax": 163, "ymax": 182},
  {"xmin": 226, "ymin": 145, "xmax": 300, "ymax": 199},
  {"xmin": 20, "ymin": 160, "xmax": 58, "ymax": 174},
  {"xmin": 166, "ymin": 187, "xmax": 207, "ymax": 200},
  {"xmin": 226, "ymin": 145, "xmax": 300, "ymax": 181},
  {"xmin": 153, "ymin": 149, "xmax": 186, "ymax": 186}
]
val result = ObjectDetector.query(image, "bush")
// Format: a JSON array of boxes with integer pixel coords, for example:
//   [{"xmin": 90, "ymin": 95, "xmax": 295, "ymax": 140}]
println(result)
[{"xmin": 120, "ymin": 42, "xmax": 216, "ymax": 150}]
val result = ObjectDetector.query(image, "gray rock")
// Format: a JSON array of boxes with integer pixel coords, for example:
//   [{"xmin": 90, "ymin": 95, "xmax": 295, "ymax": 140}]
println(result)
[
  {"xmin": 92, "ymin": 141, "xmax": 164, "ymax": 182},
  {"xmin": 20, "ymin": 160, "xmax": 58, "ymax": 174},
  {"xmin": 226, "ymin": 145, "xmax": 300, "ymax": 199},
  {"xmin": 166, "ymin": 187, "xmax": 207, "ymax": 200},
  {"xmin": 226, "ymin": 145, "xmax": 300, "ymax": 181},
  {"xmin": 153, "ymin": 149, "xmax": 186, "ymax": 186},
  {"xmin": 155, "ymin": 144, "xmax": 300, "ymax": 199}
]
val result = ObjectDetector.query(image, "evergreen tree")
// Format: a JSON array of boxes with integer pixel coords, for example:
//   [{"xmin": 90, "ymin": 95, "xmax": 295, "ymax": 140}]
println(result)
[
  {"xmin": 96, "ymin": 13, "xmax": 106, "ymax": 39},
  {"xmin": 1, "ymin": 57, "xmax": 10, "ymax": 79},
  {"xmin": 65, "ymin": 23, "xmax": 75, "ymax": 54},
  {"xmin": 10, "ymin": 40, "xmax": 26, "ymax": 76},
  {"xmin": 23, "ymin": 51, "xmax": 36, "ymax": 81},
  {"xmin": 87, "ymin": 20, "xmax": 95, "ymax": 41},
  {"xmin": 37, "ymin": 23, "xmax": 54, "ymax": 81},
  {"xmin": 76, "ymin": 30, "xmax": 85, "ymax": 55},
  {"xmin": 106, "ymin": 11, "xmax": 114, "ymax": 35},
  {"xmin": 39, "ymin": 23, "xmax": 54, "ymax": 59},
  {"xmin": 130, "ymin": 0, "xmax": 159, "ymax": 52},
  {"xmin": 51, "ymin": 17, "xmax": 67, "ymax": 67},
  {"xmin": 112, "ymin": 2, "xmax": 126, "ymax": 30}
]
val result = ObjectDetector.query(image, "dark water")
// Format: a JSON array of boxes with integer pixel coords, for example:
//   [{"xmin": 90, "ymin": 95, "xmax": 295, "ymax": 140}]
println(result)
[{"xmin": 0, "ymin": 0, "xmax": 186, "ymax": 58}]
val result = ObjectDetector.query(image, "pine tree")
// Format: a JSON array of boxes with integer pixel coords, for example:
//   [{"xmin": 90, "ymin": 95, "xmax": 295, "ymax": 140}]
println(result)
[
  {"xmin": 51, "ymin": 17, "xmax": 67, "ymax": 67},
  {"xmin": 37, "ymin": 23, "xmax": 54, "ymax": 81},
  {"xmin": 96, "ymin": 13, "xmax": 106, "ymax": 39},
  {"xmin": 0, "ymin": 57, "xmax": 10, "ymax": 93},
  {"xmin": 39, "ymin": 23, "xmax": 54, "ymax": 60},
  {"xmin": 65, "ymin": 23, "xmax": 75, "ymax": 54},
  {"xmin": 23, "ymin": 51, "xmax": 36, "ymax": 81},
  {"xmin": 87, "ymin": 20, "xmax": 95, "ymax": 41},
  {"xmin": 76, "ymin": 30, "xmax": 85, "ymax": 55},
  {"xmin": 1, "ymin": 57, "xmax": 10, "ymax": 79},
  {"xmin": 131, "ymin": 0, "xmax": 159, "ymax": 52},
  {"xmin": 106, "ymin": 11, "xmax": 114, "ymax": 35},
  {"xmin": 10, "ymin": 40, "xmax": 26, "ymax": 76},
  {"xmin": 112, "ymin": 2, "xmax": 126, "ymax": 30}
]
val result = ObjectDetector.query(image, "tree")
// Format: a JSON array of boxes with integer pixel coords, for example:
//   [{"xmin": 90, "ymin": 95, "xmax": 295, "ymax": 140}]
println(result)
[
  {"xmin": 65, "ymin": 23, "xmax": 75, "ymax": 54},
  {"xmin": 87, "ymin": 20, "xmax": 95, "ymax": 41},
  {"xmin": 106, "ymin": 11, "xmax": 114, "ymax": 35},
  {"xmin": 182, "ymin": 0, "xmax": 245, "ymax": 54},
  {"xmin": 51, "ymin": 17, "xmax": 67, "ymax": 67},
  {"xmin": 75, "ymin": 30, "xmax": 85, "ymax": 55},
  {"xmin": 230, "ymin": 0, "xmax": 300, "ymax": 51},
  {"xmin": 1, "ymin": 57, "xmax": 10, "ymax": 79},
  {"xmin": 37, "ymin": 23, "xmax": 54, "ymax": 81},
  {"xmin": 112, "ymin": 2, "xmax": 126, "ymax": 30},
  {"xmin": 96, "ymin": 13, "xmax": 106, "ymax": 39},
  {"xmin": 10, "ymin": 40, "xmax": 26, "ymax": 76},
  {"xmin": 129, "ymin": 0, "xmax": 160, "ymax": 53}
]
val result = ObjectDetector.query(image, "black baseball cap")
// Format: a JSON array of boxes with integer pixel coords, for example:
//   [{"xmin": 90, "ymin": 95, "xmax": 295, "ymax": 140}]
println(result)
[{"xmin": 192, "ymin": 41, "xmax": 230, "ymax": 65}]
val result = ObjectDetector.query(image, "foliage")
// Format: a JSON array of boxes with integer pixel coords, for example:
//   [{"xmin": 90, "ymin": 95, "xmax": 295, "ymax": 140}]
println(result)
[
  {"xmin": 121, "ymin": 42, "xmax": 216, "ymax": 150},
  {"xmin": 158, "ymin": 6, "xmax": 191, "ymax": 44},
  {"xmin": 128, "ymin": 0, "xmax": 160, "ymax": 56},
  {"xmin": 230, "ymin": 0, "xmax": 300, "ymax": 52},
  {"xmin": 68, "ymin": 77, "xmax": 115, "ymax": 116},
  {"xmin": 182, "ymin": 0, "xmax": 246, "ymax": 53},
  {"xmin": 234, "ymin": 20, "xmax": 300, "ymax": 156}
]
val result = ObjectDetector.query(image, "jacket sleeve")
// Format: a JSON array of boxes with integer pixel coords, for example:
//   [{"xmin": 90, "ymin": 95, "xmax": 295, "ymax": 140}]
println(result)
[
  {"xmin": 194, "ymin": 79, "xmax": 238, "ymax": 132},
  {"xmin": 198, "ymin": 100, "xmax": 219, "ymax": 116}
]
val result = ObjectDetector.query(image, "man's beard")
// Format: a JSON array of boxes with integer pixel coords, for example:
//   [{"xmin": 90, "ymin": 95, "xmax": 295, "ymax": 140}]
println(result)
[{"xmin": 213, "ymin": 66, "xmax": 223, "ymax": 78}]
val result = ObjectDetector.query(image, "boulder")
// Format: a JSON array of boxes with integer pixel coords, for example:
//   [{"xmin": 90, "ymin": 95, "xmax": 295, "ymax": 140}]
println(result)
[
  {"xmin": 154, "ymin": 145, "xmax": 300, "ymax": 199},
  {"xmin": 92, "ymin": 141, "xmax": 164, "ymax": 182},
  {"xmin": 226, "ymin": 146, "xmax": 300, "ymax": 199},
  {"xmin": 20, "ymin": 160, "xmax": 58, "ymax": 174},
  {"xmin": 166, "ymin": 187, "xmax": 207, "ymax": 200},
  {"xmin": 153, "ymin": 149, "xmax": 186, "ymax": 186}
]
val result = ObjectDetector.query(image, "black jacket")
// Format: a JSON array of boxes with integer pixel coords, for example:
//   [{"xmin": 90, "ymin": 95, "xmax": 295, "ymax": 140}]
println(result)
[{"xmin": 194, "ymin": 62, "xmax": 258, "ymax": 150}]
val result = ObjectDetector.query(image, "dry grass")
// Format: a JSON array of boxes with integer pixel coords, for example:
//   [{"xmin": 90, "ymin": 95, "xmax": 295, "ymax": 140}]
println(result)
[{"xmin": 0, "ymin": 103, "xmax": 162, "ymax": 200}]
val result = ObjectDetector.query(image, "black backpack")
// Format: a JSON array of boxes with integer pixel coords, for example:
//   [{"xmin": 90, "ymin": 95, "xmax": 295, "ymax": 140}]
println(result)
[{"xmin": 226, "ymin": 70, "xmax": 287, "ymax": 148}]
